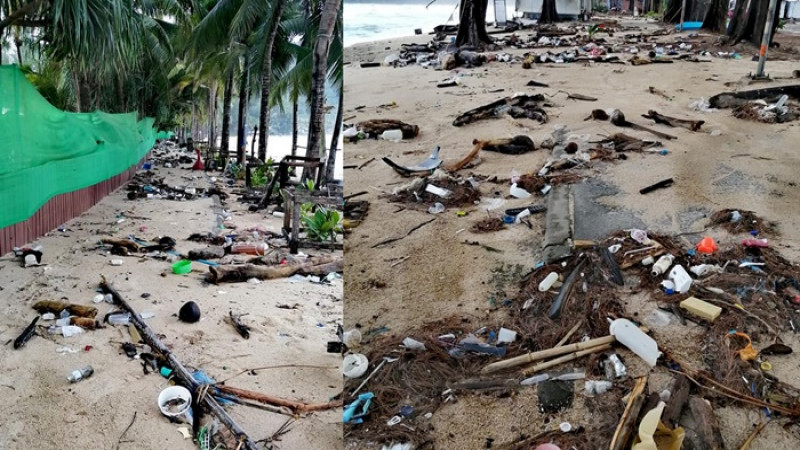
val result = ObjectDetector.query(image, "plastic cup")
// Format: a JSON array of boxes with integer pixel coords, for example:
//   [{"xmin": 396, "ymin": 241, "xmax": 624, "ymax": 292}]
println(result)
[{"xmin": 158, "ymin": 386, "xmax": 193, "ymax": 425}]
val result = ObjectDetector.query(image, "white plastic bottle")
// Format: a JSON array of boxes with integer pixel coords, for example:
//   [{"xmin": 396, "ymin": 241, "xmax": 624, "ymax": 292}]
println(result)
[
  {"xmin": 67, "ymin": 366, "xmax": 94, "ymax": 383},
  {"xmin": 651, "ymin": 254, "xmax": 674, "ymax": 276},
  {"xmin": 380, "ymin": 129, "xmax": 403, "ymax": 142},
  {"xmin": 538, "ymin": 272, "xmax": 559, "ymax": 291}
]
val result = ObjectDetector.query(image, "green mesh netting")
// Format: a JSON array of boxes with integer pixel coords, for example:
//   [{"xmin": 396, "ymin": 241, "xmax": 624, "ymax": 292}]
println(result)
[
  {"xmin": 156, "ymin": 130, "xmax": 175, "ymax": 140},
  {"xmin": 0, "ymin": 65, "xmax": 156, "ymax": 229}
]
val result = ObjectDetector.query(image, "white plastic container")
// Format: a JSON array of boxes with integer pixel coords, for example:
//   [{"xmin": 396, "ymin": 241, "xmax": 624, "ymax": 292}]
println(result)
[
  {"xmin": 497, "ymin": 328, "xmax": 517, "ymax": 344},
  {"xmin": 61, "ymin": 326, "xmax": 85, "ymax": 338},
  {"xmin": 509, "ymin": 184, "xmax": 531, "ymax": 199},
  {"xmin": 342, "ymin": 329, "xmax": 362, "ymax": 348},
  {"xmin": 668, "ymin": 265, "xmax": 692, "ymax": 293},
  {"xmin": 380, "ymin": 129, "xmax": 403, "ymax": 142},
  {"xmin": 539, "ymin": 272, "xmax": 559, "ymax": 292},
  {"xmin": 158, "ymin": 386, "xmax": 194, "ymax": 425},
  {"xmin": 641, "ymin": 256, "xmax": 655, "ymax": 266},
  {"xmin": 651, "ymin": 254, "xmax": 674, "ymax": 276},
  {"xmin": 690, "ymin": 264, "xmax": 720, "ymax": 277},
  {"xmin": 609, "ymin": 318, "xmax": 661, "ymax": 367},
  {"xmin": 343, "ymin": 354, "xmax": 369, "ymax": 378},
  {"xmin": 425, "ymin": 184, "xmax": 452, "ymax": 198},
  {"xmin": 402, "ymin": 337, "xmax": 426, "ymax": 351}
]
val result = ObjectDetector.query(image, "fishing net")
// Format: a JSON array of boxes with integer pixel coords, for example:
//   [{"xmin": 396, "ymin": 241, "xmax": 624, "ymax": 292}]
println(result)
[{"xmin": 0, "ymin": 65, "xmax": 157, "ymax": 228}]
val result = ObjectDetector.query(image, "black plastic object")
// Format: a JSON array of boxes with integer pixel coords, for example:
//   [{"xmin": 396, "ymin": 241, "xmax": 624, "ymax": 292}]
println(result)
[
  {"xmin": 179, "ymin": 301, "xmax": 201, "ymax": 323},
  {"xmin": 548, "ymin": 258, "xmax": 588, "ymax": 320},
  {"xmin": 639, "ymin": 178, "xmax": 674, "ymax": 195},
  {"xmin": 13, "ymin": 317, "xmax": 38, "ymax": 349},
  {"xmin": 504, "ymin": 204, "xmax": 547, "ymax": 216}
]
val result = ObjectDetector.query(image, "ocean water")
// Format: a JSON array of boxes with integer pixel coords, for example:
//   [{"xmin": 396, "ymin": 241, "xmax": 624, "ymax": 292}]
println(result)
[
  {"xmin": 344, "ymin": 0, "xmax": 519, "ymax": 47},
  {"xmin": 221, "ymin": 134, "xmax": 344, "ymax": 180}
]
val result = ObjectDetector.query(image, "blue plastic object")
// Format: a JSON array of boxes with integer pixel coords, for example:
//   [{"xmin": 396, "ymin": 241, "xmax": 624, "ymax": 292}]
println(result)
[
  {"xmin": 676, "ymin": 22, "xmax": 702, "ymax": 30},
  {"xmin": 343, "ymin": 392, "xmax": 374, "ymax": 424}
]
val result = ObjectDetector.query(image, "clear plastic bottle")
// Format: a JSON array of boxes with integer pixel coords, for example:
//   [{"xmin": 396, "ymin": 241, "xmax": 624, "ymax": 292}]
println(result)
[
  {"xmin": 67, "ymin": 366, "xmax": 94, "ymax": 383},
  {"xmin": 108, "ymin": 313, "xmax": 131, "ymax": 326}
]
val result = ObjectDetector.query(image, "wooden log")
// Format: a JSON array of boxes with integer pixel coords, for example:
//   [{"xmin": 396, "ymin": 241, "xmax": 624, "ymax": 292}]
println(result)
[
  {"xmin": 215, "ymin": 385, "xmax": 343, "ymax": 413},
  {"xmin": 445, "ymin": 141, "xmax": 484, "ymax": 171},
  {"xmin": 101, "ymin": 238, "xmax": 140, "ymax": 252},
  {"xmin": 521, "ymin": 343, "xmax": 612, "ymax": 375},
  {"xmin": 479, "ymin": 135, "xmax": 536, "ymax": 155},
  {"xmin": 689, "ymin": 397, "xmax": 725, "ymax": 450},
  {"xmin": 610, "ymin": 109, "xmax": 677, "ymax": 141},
  {"xmin": 610, "ymin": 376, "xmax": 648, "ymax": 450},
  {"xmin": 482, "ymin": 335, "xmax": 616, "ymax": 374},
  {"xmin": 642, "ymin": 110, "xmax": 704, "ymax": 131},
  {"xmin": 663, "ymin": 374, "xmax": 691, "ymax": 428},
  {"xmin": 207, "ymin": 258, "xmax": 343, "ymax": 284},
  {"xmin": 33, "ymin": 300, "xmax": 98, "ymax": 318},
  {"xmin": 453, "ymin": 94, "xmax": 547, "ymax": 127},
  {"xmin": 99, "ymin": 277, "xmax": 260, "ymax": 450},
  {"xmin": 356, "ymin": 119, "xmax": 419, "ymax": 139}
]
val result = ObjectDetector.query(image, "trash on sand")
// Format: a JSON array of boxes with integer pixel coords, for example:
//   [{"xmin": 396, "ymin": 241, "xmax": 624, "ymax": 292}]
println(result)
[
  {"xmin": 13, "ymin": 317, "xmax": 39, "ymax": 349},
  {"xmin": 178, "ymin": 301, "xmax": 201, "ymax": 323},
  {"xmin": 689, "ymin": 264, "xmax": 721, "ymax": 277},
  {"xmin": 631, "ymin": 401, "xmax": 685, "ymax": 450},
  {"xmin": 343, "ymin": 354, "xmax": 369, "ymax": 378},
  {"xmin": 521, "ymin": 373, "xmax": 550, "ymax": 386},
  {"xmin": 158, "ymin": 385, "xmax": 193, "ymax": 425},
  {"xmin": 344, "ymin": 392, "xmax": 374, "ymax": 424},
  {"xmin": 497, "ymin": 328, "xmax": 517, "ymax": 344},
  {"xmin": 639, "ymin": 178, "xmax": 674, "ymax": 195},
  {"xmin": 539, "ymin": 272, "xmax": 559, "ymax": 291},
  {"xmin": 382, "ymin": 146, "xmax": 443, "ymax": 177},
  {"xmin": 110, "ymin": 259, "xmax": 124, "ymax": 266},
  {"xmin": 538, "ymin": 379, "xmax": 574, "ymax": 413},
  {"xmin": 651, "ymin": 254, "xmax": 674, "ymax": 276},
  {"xmin": 680, "ymin": 297, "xmax": 722, "ymax": 322},
  {"xmin": 67, "ymin": 365, "xmax": 94, "ymax": 383},
  {"xmin": 510, "ymin": 183, "xmax": 531, "ymax": 199},
  {"xmin": 428, "ymin": 202, "xmax": 445, "ymax": 214},
  {"xmin": 668, "ymin": 265, "xmax": 692, "ymax": 293},
  {"xmin": 585, "ymin": 380, "xmax": 613, "ymax": 396},
  {"xmin": 727, "ymin": 331, "xmax": 758, "ymax": 361},
  {"xmin": 610, "ymin": 318, "xmax": 661, "ymax": 367},
  {"xmin": 742, "ymin": 238, "xmax": 769, "ymax": 248},
  {"xmin": 606, "ymin": 354, "xmax": 627, "ymax": 378},
  {"xmin": 696, "ymin": 237, "xmax": 718, "ymax": 254},
  {"xmin": 402, "ymin": 337, "xmax": 426, "ymax": 351}
]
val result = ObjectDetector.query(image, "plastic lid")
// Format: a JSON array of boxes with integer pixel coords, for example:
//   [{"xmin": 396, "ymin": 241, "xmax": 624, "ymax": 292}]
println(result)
[{"xmin": 343, "ymin": 353, "xmax": 369, "ymax": 378}]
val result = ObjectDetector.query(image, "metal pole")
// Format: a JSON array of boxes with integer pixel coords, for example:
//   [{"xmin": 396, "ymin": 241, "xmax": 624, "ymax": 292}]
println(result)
[
  {"xmin": 679, "ymin": 0, "xmax": 687, "ymax": 31},
  {"xmin": 756, "ymin": 0, "xmax": 780, "ymax": 78}
]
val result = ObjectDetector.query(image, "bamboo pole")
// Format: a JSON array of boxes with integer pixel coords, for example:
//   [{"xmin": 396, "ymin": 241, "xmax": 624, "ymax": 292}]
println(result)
[
  {"xmin": 610, "ymin": 376, "xmax": 648, "ymax": 450},
  {"xmin": 481, "ymin": 335, "xmax": 615, "ymax": 374},
  {"xmin": 215, "ymin": 385, "xmax": 343, "ymax": 413},
  {"xmin": 100, "ymin": 277, "xmax": 260, "ymax": 450},
  {"xmin": 521, "ymin": 343, "xmax": 612, "ymax": 376}
]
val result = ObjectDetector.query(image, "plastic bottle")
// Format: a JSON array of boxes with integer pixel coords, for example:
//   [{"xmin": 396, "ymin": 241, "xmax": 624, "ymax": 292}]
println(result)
[
  {"xmin": 61, "ymin": 326, "xmax": 85, "ymax": 337},
  {"xmin": 668, "ymin": 265, "xmax": 692, "ymax": 293},
  {"xmin": 67, "ymin": 366, "xmax": 94, "ymax": 383},
  {"xmin": 690, "ymin": 264, "xmax": 721, "ymax": 277},
  {"xmin": 521, "ymin": 374, "xmax": 549, "ymax": 386},
  {"xmin": 231, "ymin": 243, "xmax": 268, "ymax": 256},
  {"xmin": 380, "ymin": 129, "xmax": 403, "ymax": 142},
  {"xmin": 108, "ymin": 313, "xmax": 131, "ymax": 326},
  {"xmin": 651, "ymin": 254, "xmax": 674, "ymax": 276},
  {"xmin": 539, "ymin": 272, "xmax": 560, "ymax": 291}
]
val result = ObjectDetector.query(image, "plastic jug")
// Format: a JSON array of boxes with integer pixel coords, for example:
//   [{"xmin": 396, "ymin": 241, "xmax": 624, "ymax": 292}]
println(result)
[
  {"xmin": 380, "ymin": 129, "xmax": 403, "ymax": 142},
  {"xmin": 668, "ymin": 265, "xmax": 692, "ymax": 293},
  {"xmin": 609, "ymin": 318, "xmax": 661, "ymax": 367}
]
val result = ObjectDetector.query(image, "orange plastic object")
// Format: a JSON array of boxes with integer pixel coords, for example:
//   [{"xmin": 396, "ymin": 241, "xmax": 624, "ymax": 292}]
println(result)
[
  {"xmin": 726, "ymin": 331, "xmax": 758, "ymax": 361},
  {"xmin": 696, "ymin": 237, "xmax": 718, "ymax": 254},
  {"xmin": 231, "ymin": 243, "xmax": 268, "ymax": 256}
]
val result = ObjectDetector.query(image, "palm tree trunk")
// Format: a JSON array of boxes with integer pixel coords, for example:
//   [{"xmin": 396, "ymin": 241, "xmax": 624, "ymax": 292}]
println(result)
[
  {"xmin": 304, "ymin": 0, "xmax": 341, "ymax": 181},
  {"xmin": 257, "ymin": 0, "xmax": 288, "ymax": 162},
  {"xmin": 221, "ymin": 69, "xmax": 233, "ymax": 167},
  {"xmin": 208, "ymin": 82, "xmax": 217, "ymax": 153},
  {"xmin": 323, "ymin": 86, "xmax": 343, "ymax": 183},
  {"xmin": 291, "ymin": 98, "xmax": 299, "ymax": 157},
  {"xmin": 237, "ymin": 51, "xmax": 250, "ymax": 165}
]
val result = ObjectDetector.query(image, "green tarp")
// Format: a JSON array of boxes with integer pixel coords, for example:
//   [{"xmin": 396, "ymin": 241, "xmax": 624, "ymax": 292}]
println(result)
[{"xmin": 0, "ymin": 65, "xmax": 156, "ymax": 229}]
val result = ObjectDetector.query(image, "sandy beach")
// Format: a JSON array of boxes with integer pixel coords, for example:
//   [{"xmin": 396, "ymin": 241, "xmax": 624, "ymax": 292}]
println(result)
[
  {"xmin": 0, "ymin": 151, "xmax": 343, "ymax": 449},
  {"xmin": 343, "ymin": 17, "xmax": 800, "ymax": 450}
]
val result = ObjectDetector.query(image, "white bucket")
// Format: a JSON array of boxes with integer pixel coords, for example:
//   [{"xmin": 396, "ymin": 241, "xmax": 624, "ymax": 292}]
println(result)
[{"xmin": 158, "ymin": 386, "xmax": 193, "ymax": 425}]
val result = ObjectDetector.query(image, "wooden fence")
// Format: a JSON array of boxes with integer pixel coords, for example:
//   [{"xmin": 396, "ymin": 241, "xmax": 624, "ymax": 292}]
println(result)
[{"xmin": 0, "ymin": 157, "xmax": 146, "ymax": 256}]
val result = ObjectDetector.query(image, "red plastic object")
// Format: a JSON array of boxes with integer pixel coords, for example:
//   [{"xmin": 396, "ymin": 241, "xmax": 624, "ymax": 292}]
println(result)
[
  {"xmin": 697, "ymin": 237, "xmax": 718, "ymax": 254},
  {"xmin": 191, "ymin": 148, "xmax": 204, "ymax": 170},
  {"xmin": 84, "ymin": 345, "xmax": 92, "ymax": 352},
  {"xmin": 742, "ymin": 239, "xmax": 769, "ymax": 248}
]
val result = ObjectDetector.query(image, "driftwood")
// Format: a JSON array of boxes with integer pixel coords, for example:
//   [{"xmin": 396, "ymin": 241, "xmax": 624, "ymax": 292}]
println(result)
[
  {"xmin": 215, "ymin": 385, "xmax": 343, "ymax": 413},
  {"xmin": 480, "ymin": 135, "xmax": 536, "ymax": 154},
  {"xmin": 737, "ymin": 421, "xmax": 768, "ymax": 450},
  {"xmin": 453, "ymin": 94, "xmax": 548, "ymax": 126},
  {"xmin": 371, "ymin": 218, "xmax": 435, "ymax": 248},
  {"xmin": 609, "ymin": 109, "xmax": 677, "ymax": 140},
  {"xmin": 188, "ymin": 246, "xmax": 226, "ymax": 260},
  {"xmin": 13, "ymin": 317, "xmax": 38, "ymax": 349},
  {"xmin": 101, "ymin": 238, "xmax": 140, "ymax": 252},
  {"xmin": 689, "ymin": 397, "xmax": 725, "ymax": 450},
  {"xmin": 709, "ymin": 84, "xmax": 800, "ymax": 109},
  {"xmin": 33, "ymin": 300, "xmax": 97, "ymax": 318},
  {"xmin": 642, "ymin": 110, "xmax": 704, "ymax": 131},
  {"xmin": 647, "ymin": 86, "xmax": 672, "ymax": 100},
  {"xmin": 663, "ymin": 374, "xmax": 691, "ymax": 428},
  {"xmin": 356, "ymin": 119, "xmax": 419, "ymax": 139},
  {"xmin": 208, "ymin": 257, "xmax": 342, "ymax": 284},
  {"xmin": 521, "ymin": 343, "xmax": 613, "ymax": 375},
  {"xmin": 446, "ymin": 141, "xmax": 484, "ymax": 171},
  {"xmin": 610, "ymin": 376, "xmax": 649, "ymax": 450},
  {"xmin": 99, "ymin": 277, "xmax": 260, "ymax": 450},
  {"xmin": 227, "ymin": 311, "xmax": 251, "ymax": 339},
  {"xmin": 600, "ymin": 133, "xmax": 661, "ymax": 152}
]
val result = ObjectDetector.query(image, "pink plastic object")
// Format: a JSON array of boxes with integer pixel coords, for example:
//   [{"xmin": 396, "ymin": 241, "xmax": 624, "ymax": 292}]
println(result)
[
  {"xmin": 742, "ymin": 239, "xmax": 769, "ymax": 248},
  {"xmin": 534, "ymin": 445, "xmax": 561, "ymax": 450}
]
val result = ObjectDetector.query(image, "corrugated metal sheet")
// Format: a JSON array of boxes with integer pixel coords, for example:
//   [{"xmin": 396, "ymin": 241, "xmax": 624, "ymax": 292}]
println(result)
[{"xmin": 0, "ymin": 157, "xmax": 147, "ymax": 256}]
